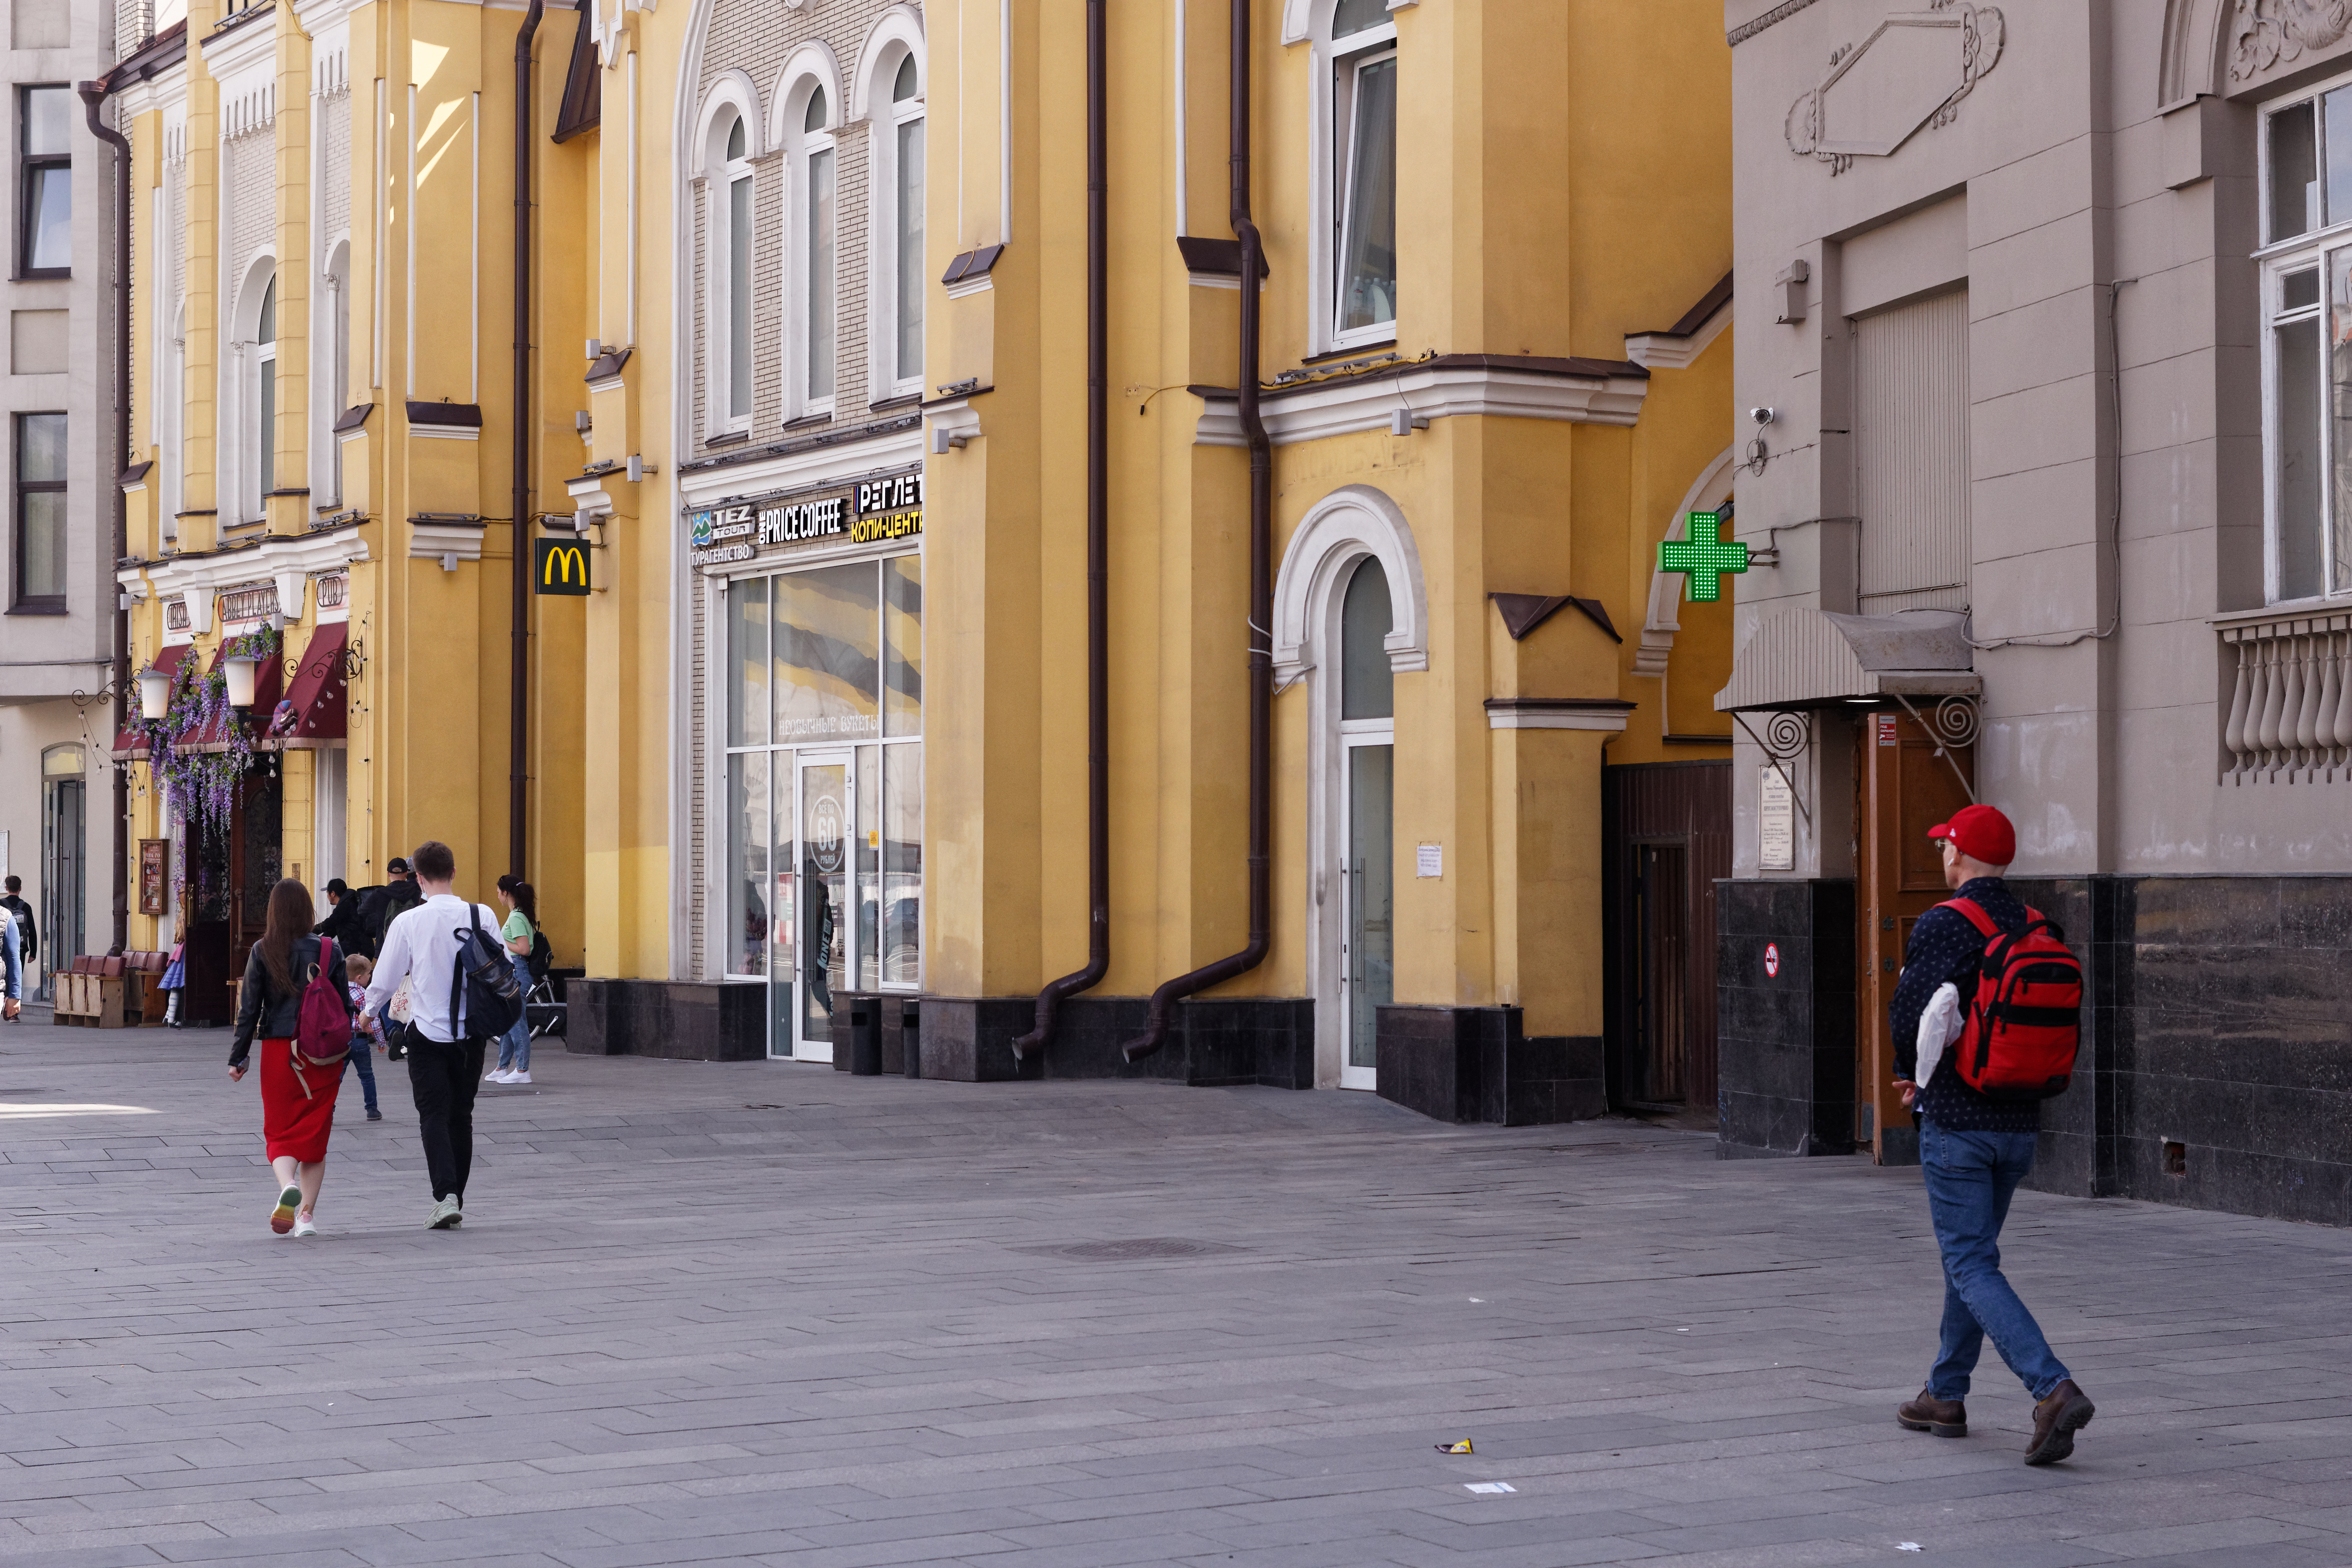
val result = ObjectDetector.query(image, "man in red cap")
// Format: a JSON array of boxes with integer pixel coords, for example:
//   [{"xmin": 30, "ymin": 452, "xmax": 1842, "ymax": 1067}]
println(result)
[{"xmin": 1889, "ymin": 802, "xmax": 2096, "ymax": 1465}]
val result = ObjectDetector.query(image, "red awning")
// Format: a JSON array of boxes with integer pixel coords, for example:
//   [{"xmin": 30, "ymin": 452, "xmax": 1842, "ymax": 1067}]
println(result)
[
  {"xmin": 110, "ymin": 644, "xmax": 192, "ymax": 760},
  {"xmin": 271, "ymin": 622, "xmax": 348, "ymax": 743},
  {"xmin": 181, "ymin": 646, "xmax": 284, "ymax": 754}
]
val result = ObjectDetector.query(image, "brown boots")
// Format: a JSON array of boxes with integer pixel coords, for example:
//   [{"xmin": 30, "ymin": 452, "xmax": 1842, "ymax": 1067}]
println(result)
[
  {"xmin": 1901, "ymin": 1380, "xmax": 2094, "ymax": 1464},
  {"xmin": 2025, "ymin": 1380, "xmax": 2096, "ymax": 1465},
  {"xmin": 1896, "ymin": 1389, "xmax": 1967, "ymax": 1437}
]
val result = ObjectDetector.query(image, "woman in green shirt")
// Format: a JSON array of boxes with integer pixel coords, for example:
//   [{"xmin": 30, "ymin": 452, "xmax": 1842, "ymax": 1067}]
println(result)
[{"xmin": 488, "ymin": 876, "xmax": 538, "ymax": 1083}]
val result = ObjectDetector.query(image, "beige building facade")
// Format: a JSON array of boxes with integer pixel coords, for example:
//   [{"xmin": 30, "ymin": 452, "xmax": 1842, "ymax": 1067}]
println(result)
[{"xmin": 1718, "ymin": 0, "xmax": 2352, "ymax": 1222}]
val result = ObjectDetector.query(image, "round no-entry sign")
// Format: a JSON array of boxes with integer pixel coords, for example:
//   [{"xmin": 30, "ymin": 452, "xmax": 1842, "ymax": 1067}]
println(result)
[{"xmin": 1764, "ymin": 942, "xmax": 1780, "ymax": 978}]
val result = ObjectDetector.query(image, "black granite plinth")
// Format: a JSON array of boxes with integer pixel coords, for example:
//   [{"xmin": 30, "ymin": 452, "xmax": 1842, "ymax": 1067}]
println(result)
[
  {"xmin": 916, "ymin": 996, "xmax": 1044, "ymax": 1083},
  {"xmin": 564, "ymin": 979, "xmax": 765, "ymax": 1061},
  {"xmin": 1039, "ymin": 995, "xmax": 1315, "ymax": 1088},
  {"xmin": 1372, "ymin": 1004, "xmax": 1604, "ymax": 1126},
  {"xmin": 1715, "ymin": 878, "xmax": 1856, "ymax": 1157}
]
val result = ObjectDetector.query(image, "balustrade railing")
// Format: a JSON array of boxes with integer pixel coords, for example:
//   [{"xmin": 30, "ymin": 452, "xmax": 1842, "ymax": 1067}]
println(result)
[{"xmin": 2220, "ymin": 609, "xmax": 2352, "ymax": 783}]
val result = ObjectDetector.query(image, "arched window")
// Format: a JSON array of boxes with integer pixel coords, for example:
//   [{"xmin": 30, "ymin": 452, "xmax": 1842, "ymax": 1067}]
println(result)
[
  {"xmin": 889, "ymin": 55, "xmax": 924, "ymax": 393},
  {"xmin": 800, "ymin": 86, "xmax": 836, "ymax": 409},
  {"xmin": 1330, "ymin": 0, "xmax": 1396, "ymax": 348},
  {"xmin": 722, "ymin": 111, "xmax": 753, "ymax": 424},
  {"xmin": 254, "ymin": 274, "xmax": 277, "ymax": 518},
  {"xmin": 1341, "ymin": 555, "xmax": 1394, "ymax": 720},
  {"xmin": 323, "ymin": 242, "xmax": 351, "ymax": 505}
]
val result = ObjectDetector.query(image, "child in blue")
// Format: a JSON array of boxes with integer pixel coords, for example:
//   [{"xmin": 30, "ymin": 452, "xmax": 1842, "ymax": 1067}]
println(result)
[{"xmin": 342, "ymin": 951, "xmax": 385, "ymax": 1121}]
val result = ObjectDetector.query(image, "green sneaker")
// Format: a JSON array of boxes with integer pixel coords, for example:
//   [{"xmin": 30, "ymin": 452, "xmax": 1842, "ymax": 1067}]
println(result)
[
  {"xmin": 427, "ymin": 1196, "xmax": 463, "ymax": 1230},
  {"xmin": 270, "ymin": 1186, "xmax": 302, "ymax": 1235}
]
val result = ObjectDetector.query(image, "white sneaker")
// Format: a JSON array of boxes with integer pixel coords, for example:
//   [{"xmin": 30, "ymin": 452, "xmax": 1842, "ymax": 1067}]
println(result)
[
  {"xmin": 292, "ymin": 1213, "xmax": 318, "ymax": 1238},
  {"xmin": 427, "ymin": 1196, "xmax": 463, "ymax": 1230},
  {"xmin": 485, "ymin": 1068, "xmax": 510, "ymax": 1083},
  {"xmin": 506, "ymin": 1071, "xmax": 531, "ymax": 1085}
]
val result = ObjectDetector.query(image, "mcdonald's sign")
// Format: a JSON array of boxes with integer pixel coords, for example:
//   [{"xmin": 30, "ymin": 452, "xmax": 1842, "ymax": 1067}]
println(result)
[{"xmin": 534, "ymin": 537, "xmax": 592, "ymax": 596}]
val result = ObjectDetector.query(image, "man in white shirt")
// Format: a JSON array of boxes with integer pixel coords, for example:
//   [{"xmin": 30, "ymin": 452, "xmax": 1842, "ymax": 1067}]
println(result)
[{"xmin": 361, "ymin": 840, "xmax": 504, "ymax": 1229}]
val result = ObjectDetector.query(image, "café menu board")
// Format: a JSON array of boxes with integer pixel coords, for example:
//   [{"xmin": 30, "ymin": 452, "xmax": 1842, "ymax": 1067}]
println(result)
[{"xmin": 688, "ymin": 470, "xmax": 922, "ymax": 569}]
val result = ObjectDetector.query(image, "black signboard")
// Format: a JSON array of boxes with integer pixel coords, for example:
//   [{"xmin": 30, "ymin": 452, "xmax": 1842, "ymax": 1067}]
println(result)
[{"xmin": 534, "ymin": 536, "xmax": 592, "ymax": 595}]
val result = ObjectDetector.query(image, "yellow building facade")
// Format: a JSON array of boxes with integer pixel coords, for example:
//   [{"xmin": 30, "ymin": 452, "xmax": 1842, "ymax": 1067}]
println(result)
[
  {"xmin": 97, "ymin": 0, "xmax": 1734, "ymax": 1118},
  {"xmin": 98, "ymin": 0, "xmax": 605, "ymax": 1015},
  {"xmin": 902, "ymin": 0, "xmax": 1738, "ymax": 1111}
]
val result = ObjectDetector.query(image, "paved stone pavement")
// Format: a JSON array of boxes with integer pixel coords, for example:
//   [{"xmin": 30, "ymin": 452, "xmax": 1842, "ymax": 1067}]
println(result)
[{"xmin": 5, "ymin": 1021, "xmax": 2352, "ymax": 1568}]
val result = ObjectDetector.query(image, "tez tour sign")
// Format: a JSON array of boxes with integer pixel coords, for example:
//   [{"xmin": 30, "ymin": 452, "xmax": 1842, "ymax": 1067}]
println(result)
[{"xmin": 1658, "ymin": 510, "xmax": 1748, "ymax": 602}]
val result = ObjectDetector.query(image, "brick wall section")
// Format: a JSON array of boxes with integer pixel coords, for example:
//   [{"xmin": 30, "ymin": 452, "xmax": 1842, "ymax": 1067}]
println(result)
[
  {"xmin": 682, "ymin": 0, "xmax": 924, "ymax": 979},
  {"xmin": 322, "ymin": 91, "xmax": 351, "ymax": 247},
  {"xmin": 225, "ymin": 128, "xmax": 274, "ymax": 292}
]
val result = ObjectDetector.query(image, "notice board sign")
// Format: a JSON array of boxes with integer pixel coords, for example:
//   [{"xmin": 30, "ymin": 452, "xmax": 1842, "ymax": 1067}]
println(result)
[{"xmin": 1759, "ymin": 766, "xmax": 1795, "ymax": 872}]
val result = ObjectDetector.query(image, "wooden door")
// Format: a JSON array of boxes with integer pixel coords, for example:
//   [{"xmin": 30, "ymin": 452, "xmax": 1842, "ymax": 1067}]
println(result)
[
  {"xmin": 1855, "ymin": 707, "xmax": 1974, "ymax": 1160},
  {"xmin": 1634, "ymin": 843, "xmax": 1691, "ymax": 1103},
  {"xmin": 1601, "ymin": 762, "xmax": 1731, "ymax": 1115}
]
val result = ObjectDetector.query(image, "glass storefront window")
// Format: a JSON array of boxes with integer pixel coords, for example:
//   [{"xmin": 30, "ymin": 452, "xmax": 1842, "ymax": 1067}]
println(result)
[
  {"xmin": 885, "ymin": 554, "xmax": 922, "ymax": 736},
  {"xmin": 722, "ymin": 537, "xmax": 924, "ymax": 1060},
  {"xmin": 726, "ymin": 750, "xmax": 770, "ymax": 976},
  {"xmin": 775, "ymin": 561, "xmax": 882, "ymax": 742},
  {"xmin": 729, "ymin": 576, "xmax": 769, "ymax": 746},
  {"xmin": 883, "ymin": 742, "xmax": 922, "ymax": 987}
]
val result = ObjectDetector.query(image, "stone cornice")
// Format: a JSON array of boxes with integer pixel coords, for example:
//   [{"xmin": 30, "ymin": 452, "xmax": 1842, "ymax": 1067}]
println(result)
[{"xmin": 1192, "ymin": 354, "xmax": 1651, "ymax": 447}]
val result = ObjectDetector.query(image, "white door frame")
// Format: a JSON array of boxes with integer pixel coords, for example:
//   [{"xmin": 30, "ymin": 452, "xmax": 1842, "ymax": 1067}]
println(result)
[
  {"xmin": 791, "ymin": 747, "xmax": 855, "ymax": 1062},
  {"xmin": 1337, "ymin": 721, "xmax": 1393, "ymax": 1091}
]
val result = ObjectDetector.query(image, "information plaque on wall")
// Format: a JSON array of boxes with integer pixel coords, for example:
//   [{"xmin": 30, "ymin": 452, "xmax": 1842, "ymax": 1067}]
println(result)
[{"xmin": 1759, "ymin": 767, "xmax": 1795, "ymax": 872}]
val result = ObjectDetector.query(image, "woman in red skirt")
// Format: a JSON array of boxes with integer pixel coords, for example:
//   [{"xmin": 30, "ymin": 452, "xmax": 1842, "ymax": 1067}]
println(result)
[{"xmin": 228, "ymin": 878, "xmax": 356, "ymax": 1237}]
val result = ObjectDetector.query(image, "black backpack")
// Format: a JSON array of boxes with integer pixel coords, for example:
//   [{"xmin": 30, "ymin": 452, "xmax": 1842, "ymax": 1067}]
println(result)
[
  {"xmin": 450, "ymin": 906, "xmax": 525, "ymax": 1040},
  {"xmin": 528, "ymin": 928, "xmax": 553, "ymax": 985}
]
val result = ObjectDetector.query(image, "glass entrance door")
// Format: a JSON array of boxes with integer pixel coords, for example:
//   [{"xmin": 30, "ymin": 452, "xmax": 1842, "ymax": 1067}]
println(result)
[
  {"xmin": 1339, "ymin": 735, "xmax": 1392, "ymax": 1091},
  {"xmin": 794, "ymin": 752, "xmax": 853, "ymax": 1062}
]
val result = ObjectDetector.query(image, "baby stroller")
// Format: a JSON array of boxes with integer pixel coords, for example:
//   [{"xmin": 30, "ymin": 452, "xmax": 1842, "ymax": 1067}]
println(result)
[{"xmin": 524, "ymin": 927, "xmax": 566, "ymax": 1039}]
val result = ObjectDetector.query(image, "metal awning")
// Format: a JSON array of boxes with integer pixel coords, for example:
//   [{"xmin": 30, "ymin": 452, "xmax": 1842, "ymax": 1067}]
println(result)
[{"xmin": 1715, "ymin": 607, "xmax": 1978, "ymax": 712}]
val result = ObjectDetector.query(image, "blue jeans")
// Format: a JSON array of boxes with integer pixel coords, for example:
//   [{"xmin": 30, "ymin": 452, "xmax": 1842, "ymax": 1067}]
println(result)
[
  {"xmin": 495, "ymin": 955, "xmax": 533, "ymax": 1073},
  {"xmin": 1921, "ymin": 1120, "xmax": 2071, "ymax": 1402},
  {"xmin": 341, "ymin": 1041, "xmax": 379, "ymax": 1115}
]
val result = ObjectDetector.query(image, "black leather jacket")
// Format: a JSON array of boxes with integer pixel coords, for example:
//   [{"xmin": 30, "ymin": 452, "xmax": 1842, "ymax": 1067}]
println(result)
[{"xmin": 229, "ymin": 936, "xmax": 355, "ymax": 1067}]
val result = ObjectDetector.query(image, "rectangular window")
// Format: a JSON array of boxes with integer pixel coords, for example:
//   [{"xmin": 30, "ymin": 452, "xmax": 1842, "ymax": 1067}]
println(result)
[
  {"xmin": 807, "ymin": 147, "xmax": 834, "ymax": 402},
  {"xmin": 774, "ymin": 559, "xmax": 878, "ymax": 742},
  {"xmin": 726, "ymin": 750, "xmax": 771, "ymax": 977},
  {"xmin": 1335, "ymin": 50, "xmax": 1397, "ymax": 342},
  {"xmin": 727, "ymin": 172, "xmax": 752, "ymax": 419},
  {"xmin": 2260, "ymin": 82, "xmax": 2352, "ymax": 602},
  {"xmin": 14, "ymin": 411, "xmax": 66, "ymax": 608},
  {"xmin": 19, "ymin": 87, "xmax": 70, "ymax": 276},
  {"xmin": 896, "ymin": 118, "xmax": 923, "ymax": 387}
]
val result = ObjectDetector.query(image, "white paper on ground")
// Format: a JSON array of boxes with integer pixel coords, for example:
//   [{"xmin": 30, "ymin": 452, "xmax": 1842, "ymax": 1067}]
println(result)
[
  {"xmin": 1915, "ymin": 982, "xmax": 1963, "ymax": 1087},
  {"xmin": 1464, "ymin": 1482, "xmax": 1516, "ymax": 1494}
]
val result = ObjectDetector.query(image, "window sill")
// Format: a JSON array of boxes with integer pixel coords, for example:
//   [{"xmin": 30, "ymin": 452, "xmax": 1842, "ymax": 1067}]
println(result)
[
  {"xmin": 868, "ymin": 392, "xmax": 921, "ymax": 413},
  {"xmin": 6, "ymin": 601, "xmax": 68, "ymax": 616},
  {"xmin": 1303, "ymin": 338, "xmax": 1396, "ymax": 366},
  {"xmin": 705, "ymin": 430, "xmax": 751, "ymax": 448},
  {"xmin": 782, "ymin": 412, "xmax": 833, "ymax": 431},
  {"xmin": 11, "ymin": 269, "xmax": 69, "ymax": 283}
]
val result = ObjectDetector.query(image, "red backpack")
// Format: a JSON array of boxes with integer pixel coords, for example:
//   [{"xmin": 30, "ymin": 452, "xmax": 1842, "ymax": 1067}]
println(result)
[
  {"xmin": 287, "ymin": 938, "xmax": 356, "ymax": 1099},
  {"xmin": 1942, "ymin": 899, "xmax": 2083, "ymax": 1100}
]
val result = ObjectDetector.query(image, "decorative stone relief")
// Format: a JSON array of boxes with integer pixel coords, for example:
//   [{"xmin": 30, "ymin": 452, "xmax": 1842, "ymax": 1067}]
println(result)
[
  {"xmin": 1785, "ymin": 1, "xmax": 2005, "ymax": 175},
  {"xmin": 2230, "ymin": 0, "xmax": 2352, "ymax": 82}
]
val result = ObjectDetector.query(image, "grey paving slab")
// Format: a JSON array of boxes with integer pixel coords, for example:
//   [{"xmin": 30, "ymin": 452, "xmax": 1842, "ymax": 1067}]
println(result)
[{"xmin": 3, "ymin": 1024, "xmax": 2352, "ymax": 1566}]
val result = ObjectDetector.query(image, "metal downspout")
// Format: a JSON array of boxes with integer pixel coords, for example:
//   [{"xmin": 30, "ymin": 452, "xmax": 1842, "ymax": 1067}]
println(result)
[
  {"xmin": 1013, "ymin": 0, "xmax": 1112, "ymax": 1059},
  {"xmin": 1122, "ymin": 0, "xmax": 1270, "ymax": 1062},
  {"xmin": 78, "ymin": 83, "xmax": 132, "ymax": 955},
  {"xmin": 510, "ymin": 0, "xmax": 546, "ymax": 879}
]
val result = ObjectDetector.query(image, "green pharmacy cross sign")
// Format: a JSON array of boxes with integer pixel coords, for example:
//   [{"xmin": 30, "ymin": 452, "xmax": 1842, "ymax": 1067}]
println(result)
[{"xmin": 1658, "ymin": 510, "xmax": 1748, "ymax": 602}]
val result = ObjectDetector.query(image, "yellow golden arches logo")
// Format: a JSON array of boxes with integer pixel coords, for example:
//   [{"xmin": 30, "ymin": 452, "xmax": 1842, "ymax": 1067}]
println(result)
[{"xmin": 534, "ymin": 538, "xmax": 591, "ymax": 596}]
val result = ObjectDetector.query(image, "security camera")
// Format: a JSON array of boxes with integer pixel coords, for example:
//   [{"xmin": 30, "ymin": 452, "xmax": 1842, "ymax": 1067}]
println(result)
[{"xmin": 1750, "ymin": 406, "xmax": 1777, "ymax": 426}]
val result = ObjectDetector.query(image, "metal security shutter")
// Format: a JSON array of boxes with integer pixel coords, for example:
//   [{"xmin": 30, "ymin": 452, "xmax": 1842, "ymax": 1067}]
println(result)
[{"xmin": 1854, "ymin": 288, "xmax": 1970, "ymax": 613}]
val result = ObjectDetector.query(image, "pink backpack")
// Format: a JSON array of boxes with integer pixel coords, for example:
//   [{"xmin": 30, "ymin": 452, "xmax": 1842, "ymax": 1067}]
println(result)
[{"xmin": 288, "ymin": 938, "xmax": 355, "ymax": 1098}]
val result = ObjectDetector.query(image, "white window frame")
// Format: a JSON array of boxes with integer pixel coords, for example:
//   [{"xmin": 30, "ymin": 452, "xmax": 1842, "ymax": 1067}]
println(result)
[
  {"xmin": 227, "ymin": 260, "xmax": 278, "ymax": 528},
  {"xmin": 713, "ymin": 112, "xmax": 754, "ymax": 434},
  {"xmin": 793, "ymin": 92, "xmax": 838, "ymax": 420},
  {"xmin": 1310, "ymin": 5, "xmax": 1397, "ymax": 358},
  {"xmin": 871, "ymin": 53, "xmax": 925, "ymax": 403},
  {"xmin": 2257, "ymin": 69, "xmax": 2352, "ymax": 608}
]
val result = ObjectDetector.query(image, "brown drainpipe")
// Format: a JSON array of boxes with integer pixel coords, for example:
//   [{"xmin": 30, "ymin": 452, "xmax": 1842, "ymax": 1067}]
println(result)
[
  {"xmin": 1123, "ymin": 0, "xmax": 1270, "ymax": 1061},
  {"xmin": 510, "ymin": 0, "xmax": 546, "ymax": 879},
  {"xmin": 78, "ymin": 82, "xmax": 132, "ymax": 955},
  {"xmin": 1012, "ymin": 0, "xmax": 1112, "ymax": 1059}
]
